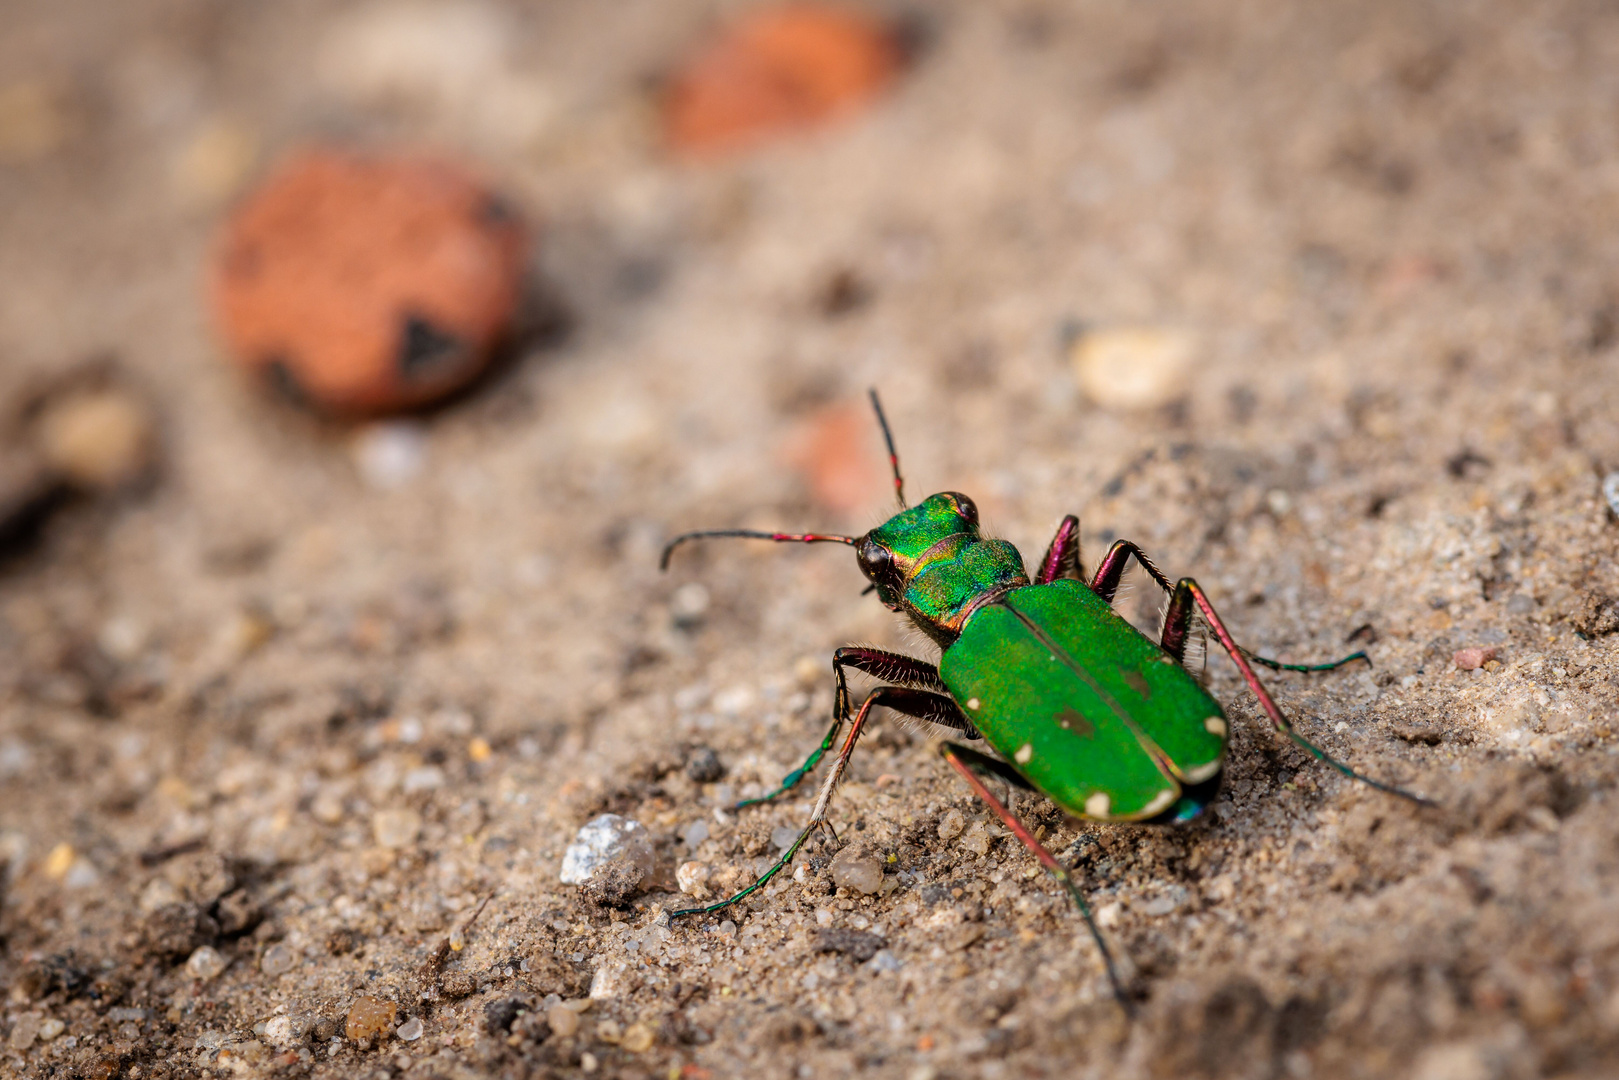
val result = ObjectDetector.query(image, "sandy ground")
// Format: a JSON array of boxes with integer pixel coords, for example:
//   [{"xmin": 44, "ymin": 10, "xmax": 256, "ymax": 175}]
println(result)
[{"xmin": 4, "ymin": 0, "xmax": 1619, "ymax": 1077}]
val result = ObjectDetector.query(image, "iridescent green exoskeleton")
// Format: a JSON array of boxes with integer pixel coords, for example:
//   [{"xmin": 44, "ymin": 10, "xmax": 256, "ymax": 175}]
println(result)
[{"xmin": 660, "ymin": 391, "xmax": 1431, "ymax": 1011}]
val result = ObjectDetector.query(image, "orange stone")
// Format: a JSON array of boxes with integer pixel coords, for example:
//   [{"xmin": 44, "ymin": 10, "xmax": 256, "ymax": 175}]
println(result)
[
  {"xmin": 344, "ymin": 995, "xmax": 398, "ymax": 1042},
  {"xmin": 785, "ymin": 401, "xmax": 886, "ymax": 515},
  {"xmin": 212, "ymin": 149, "xmax": 528, "ymax": 415},
  {"xmin": 665, "ymin": 4, "xmax": 902, "ymax": 156}
]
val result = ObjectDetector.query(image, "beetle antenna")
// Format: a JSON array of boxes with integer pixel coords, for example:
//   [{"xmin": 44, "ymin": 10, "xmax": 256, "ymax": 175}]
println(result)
[
  {"xmin": 660, "ymin": 529, "xmax": 857, "ymax": 570},
  {"xmin": 868, "ymin": 388, "xmax": 906, "ymax": 509}
]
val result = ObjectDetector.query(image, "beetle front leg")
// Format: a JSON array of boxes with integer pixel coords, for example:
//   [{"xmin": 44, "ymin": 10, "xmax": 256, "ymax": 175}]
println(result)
[
  {"xmin": 1035, "ymin": 515, "xmax": 1083, "ymax": 585},
  {"xmin": 1162, "ymin": 577, "xmax": 1433, "ymax": 807},
  {"xmin": 738, "ymin": 647, "xmax": 970, "ymax": 811}
]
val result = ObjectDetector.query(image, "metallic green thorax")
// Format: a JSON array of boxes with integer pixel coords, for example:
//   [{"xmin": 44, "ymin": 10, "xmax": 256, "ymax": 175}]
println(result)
[
  {"xmin": 858, "ymin": 492, "xmax": 1029, "ymax": 647},
  {"xmin": 858, "ymin": 493, "xmax": 1228, "ymax": 823}
]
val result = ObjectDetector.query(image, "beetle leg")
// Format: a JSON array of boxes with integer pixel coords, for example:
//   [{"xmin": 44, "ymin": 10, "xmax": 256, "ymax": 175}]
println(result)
[
  {"xmin": 738, "ymin": 648, "xmax": 971, "ymax": 812},
  {"xmin": 940, "ymin": 742, "xmax": 1134, "ymax": 1015},
  {"xmin": 1035, "ymin": 515, "xmax": 1084, "ymax": 585},
  {"xmin": 833, "ymin": 647, "xmax": 976, "ymax": 737},
  {"xmin": 1088, "ymin": 539, "xmax": 1175, "ymax": 601},
  {"xmin": 733, "ymin": 716, "xmax": 844, "ymax": 810},
  {"xmin": 669, "ymin": 687, "xmax": 964, "ymax": 921},
  {"xmin": 1165, "ymin": 577, "xmax": 1435, "ymax": 807},
  {"xmin": 1096, "ymin": 539, "xmax": 1374, "ymax": 672},
  {"xmin": 1239, "ymin": 646, "xmax": 1372, "ymax": 674}
]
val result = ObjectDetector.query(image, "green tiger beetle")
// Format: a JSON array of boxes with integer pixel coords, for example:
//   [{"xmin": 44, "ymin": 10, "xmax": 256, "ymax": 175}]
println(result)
[{"xmin": 659, "ymin": 391, "xmax": 1432, "ymax": 1012}]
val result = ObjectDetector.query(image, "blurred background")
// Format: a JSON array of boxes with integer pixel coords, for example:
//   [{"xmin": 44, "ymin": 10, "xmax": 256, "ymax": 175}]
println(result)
[{"xmin": 3, "ymin": 1, "xmax": 1619, "ymax": 1077}]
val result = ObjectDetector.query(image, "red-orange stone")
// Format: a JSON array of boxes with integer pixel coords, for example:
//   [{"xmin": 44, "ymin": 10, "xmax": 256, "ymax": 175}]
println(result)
[
  {"xmin": 665, "ymin": 4, "xmax": 902, "ymax": 157},
  {"xmin": 212, "ymin": 150, "xmax": 528, "ymax": 415}
]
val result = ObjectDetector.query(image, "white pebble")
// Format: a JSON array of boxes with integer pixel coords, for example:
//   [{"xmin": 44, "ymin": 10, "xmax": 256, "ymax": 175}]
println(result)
[
  {"xmin": 559, "ymin": 815, "xmax": 654, "ymax": 886},
  {"xmin": 372, "ymin": 808, "xmax": 422, "ymax": 849},
  {"xmin": 829, "ymin": 848, "xmax": 884, "ymax": 895},
  {"xmin": 676, "ymin": 861, "xmax": 710, "ymax": 897},
  {"xmin": 397, "ymin": 1017, "xmax": 424, "ymax": 1041},
  {"xmin": 670, "ymin": 583, "xmax": 710, "ymax": 626},
  {"xmin": 1069, "ymin": 326, "xmax": 1195, "ymax": 410},
  {"xmin": 37, "ymin": 1018, "xmax": 65, "ymax": 1042},
  {"xmin": 589, "ymin": 962, "xmax": 632, "ymax": 999},
  {"xmin": 187, "ymin": 946, "xmax": 228, "ymax": 982},
  {"xmin": 260, "ymin": 943, "xmax": 295, "ymax": 976},
  {"xmin": 401, "ymin": 766, "xmax": 444, "ymax": 794},
  {"xmin": 1604, "ymin": 471, "xmax": 1619, "ymax": 517},
  {"xmin": 937, "ymin": 809, "xmax": 965, "ymax": 841},
  {"xmin": 682, "ymin": 819, "xmax": 710, "ymax": 848},
  {"xmin": 1141, "ymin": 895, "xmax": 1177, "ymax": 917},
  {"xmin": 352, "ymin": 422, "xmax": 427, "ymax": 490}
]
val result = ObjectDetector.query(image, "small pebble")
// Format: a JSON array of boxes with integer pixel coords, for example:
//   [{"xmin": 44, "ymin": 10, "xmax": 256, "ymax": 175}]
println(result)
[
  {"xmin": 186, "ymin": 945, "xmax": 228, "ymax": 982},
  {"xmin": 263, "ymin": 1015, "xmax": 304, "ymax": 1047},
  {"xmin": 559, "ymin": 814, "xmax": 654, "ymax": 886},
  {"xmin": 771, "ymin": 825, "xmax": 800, "ymax": 851},
  {"xmin": 664, "ymin": 3, "xmax": 902, "ymax": 156},
  {"xmin": 1453, "ymin": 646, "xmax": 1499, "ymax": 671},
  {"xmin": 581, "ymin": 1051, "xmax": 599, "ymax": 1073},
  {"xmin": 1069, "ymin": 326, "xmax": 1195, "ymax": 410},
  {"xmin": 595, "ymin": 1018, "xmax": 622, "ymax": 1043},
  {"xmin": 8, "ymin": 1013, "xmax": 40, "ymax": 1051},
  {"xmin": 43, "ymin": 842, "xmax": 74, "ymax": 879},
  {"xmin": 212, "ymin": 149, "xmax": 528, "ymax": 415},
  {"xmin": 36, "ymin": 1017, "xmax": 65, "ymax": 1042},
  {"xmin": 396, "ymin": 1016, "xmax": 424, "ymax": 1041},
  {"xmin": 345, "ymin": 995, "xmax": 398, "ymax": 1042},
  {"xmin": 547, "ymin": 1003, "xmax": 579, "ymax": 1037},
  {"xmin": 621, "ymin": 1022, "xmax": 655, "ymax": 1053},
  {"xmin": 36, "ymin": 387, "xmax": 156, "ymax": 491},
  {"xmin": 1141, "ymin": 895, "xmax": 1178, "ymax": 917},
  {"xmin": 590, "ymin": 963, "xmax": 632, "ymax": 1000},
  {"xmin": 829, "ymin": 847, "xmax": 884, "ymax": 895},
  {"xmin": 676, "ymin": 861, "xmax": 711, "ymax": 897},
  {"xmin": 1603, "ymin": 471, "xmax": 1619, "ymax": 516},
  {"xmin": 682, "ymin": 819, "xmax": 710, "ymax": 848},
  {"xmin": 372, "ymin": 808, "xmax": 422, "ymax": 849},
  {"xmin": 260, "ymin": 943, "xmax": 295, "ymax": 977},
  {"xmin": 670, "ymin": 583, "xmax": 711, "ymax": 628},
  {"xmin": 937, "ymin": 809, "xmax": 965, "ymax": 841},
  {"xmin": 868, "ymin": 949, "xmax": 902, "ymax": 973},
  {"xmin": 352, "ymin": 422, "xmax": 427, "ymax": 490},
  {"xmin": 685, "ymin": 746, "xmax": 725, "ymax": 783}
]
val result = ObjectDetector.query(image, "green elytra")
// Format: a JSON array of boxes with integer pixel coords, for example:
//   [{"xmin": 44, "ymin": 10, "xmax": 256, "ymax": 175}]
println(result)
[{"xmin": 659, "ymin": 391, "xmax": 1432, "ymax": 1011}]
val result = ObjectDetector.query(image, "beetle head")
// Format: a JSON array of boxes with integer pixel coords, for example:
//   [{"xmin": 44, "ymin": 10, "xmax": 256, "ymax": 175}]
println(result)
[{"xmin": 857, "ymin": 491, "xmax": 980, "ymax": 610}]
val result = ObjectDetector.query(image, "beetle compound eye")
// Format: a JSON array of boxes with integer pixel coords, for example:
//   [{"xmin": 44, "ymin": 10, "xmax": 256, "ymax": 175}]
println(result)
[
  {"xmin": 858, "ymin": 538, "xmax": 894, "ymax": 578},
  {"xmin": 950, "ymin": 493, "xmax": 979, "ymax": 525}
]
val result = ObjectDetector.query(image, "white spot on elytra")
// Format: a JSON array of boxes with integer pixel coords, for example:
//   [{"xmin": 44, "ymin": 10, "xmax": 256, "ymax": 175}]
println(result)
[
  {"xmin": 1181, "ymin": 759, "xmax": 1222, "ymax": 783},
  {"xmin": 966, "ymin": 698, "xmax": 980, "ymax": 711},
  {"xmin": 1085, "ymin": 792, "xmax": 1110, "ymax": 818},
  {"xmin": 1014, "ymin": 743, "xmax": 1033, "ymax": 764},
  {"xmin": 1141, "ymin": 789, "xmax": 1177, "ymax": 816},
  {"xmin": 1204, "ymin": 717, "xmax": 1227, "ymax": 736}
]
